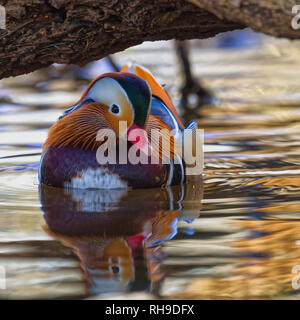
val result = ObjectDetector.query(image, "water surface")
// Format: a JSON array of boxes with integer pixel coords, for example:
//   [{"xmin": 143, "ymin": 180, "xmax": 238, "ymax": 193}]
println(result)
[{"xmin": 1, "ymin": 33, "xmax": 300, "ymax": 299}]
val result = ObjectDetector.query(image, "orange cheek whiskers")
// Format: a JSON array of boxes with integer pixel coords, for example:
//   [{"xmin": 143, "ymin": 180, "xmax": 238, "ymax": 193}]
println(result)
[{"xmin": 44, "ymin": 102, "xmax": 110, "ymax": 150}]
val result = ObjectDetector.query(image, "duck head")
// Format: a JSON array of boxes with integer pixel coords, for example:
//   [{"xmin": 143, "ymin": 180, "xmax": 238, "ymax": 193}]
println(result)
[{"xmin": 44, "ymin": 72, "xmax": 151, "ymax": 150}]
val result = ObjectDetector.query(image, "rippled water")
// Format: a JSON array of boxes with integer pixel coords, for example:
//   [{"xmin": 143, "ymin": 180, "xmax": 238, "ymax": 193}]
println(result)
[{"xmin": 1, "ymin": 32, "xmax": 300, "ymax": 299}]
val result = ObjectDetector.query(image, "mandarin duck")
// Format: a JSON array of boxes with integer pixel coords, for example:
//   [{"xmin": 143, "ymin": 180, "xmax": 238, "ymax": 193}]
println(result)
[{"xmin": 39, "ymin": 64, "xmax": 203, "ymax": 189}]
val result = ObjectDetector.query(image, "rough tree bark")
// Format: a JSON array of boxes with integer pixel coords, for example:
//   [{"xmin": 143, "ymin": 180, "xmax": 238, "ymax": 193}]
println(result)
[
  {"xmin": 189, "ymin": 0, "xmax": 299, "ymax": 39},
  {"xmin": 0, "ymin": 0, "xmax": 298, "ymax": 79}
]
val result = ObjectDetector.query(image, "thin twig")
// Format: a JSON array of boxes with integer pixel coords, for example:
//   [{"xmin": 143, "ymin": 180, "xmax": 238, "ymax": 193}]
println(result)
[{"xmin": 0, "ymin": 19, "xmax": 34, "ymax": 40}]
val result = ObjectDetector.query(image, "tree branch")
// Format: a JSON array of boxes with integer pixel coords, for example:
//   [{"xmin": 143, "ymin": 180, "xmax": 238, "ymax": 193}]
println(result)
[{"xmin": 0, "ymin": 0, "xmax": 297, "ymax": 79}]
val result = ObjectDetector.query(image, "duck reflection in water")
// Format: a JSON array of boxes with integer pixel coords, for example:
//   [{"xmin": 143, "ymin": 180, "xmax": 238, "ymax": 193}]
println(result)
[{"xmin": 40, "ymin": 178, "xmax": 203, "ymax": 296}]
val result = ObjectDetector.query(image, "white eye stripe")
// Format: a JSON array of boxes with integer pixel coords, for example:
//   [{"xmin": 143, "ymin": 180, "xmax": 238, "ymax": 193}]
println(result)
[
  {"xmin": 109, "ymin": 103, "xmax": 121, "ymax": 115},
  {"xmin": 86, "ymin": 78, "xmax": 129, "ymax": 108},
  {"xmin": 85, "ymin": 77, "xmax": 134, "ymax": 128}
]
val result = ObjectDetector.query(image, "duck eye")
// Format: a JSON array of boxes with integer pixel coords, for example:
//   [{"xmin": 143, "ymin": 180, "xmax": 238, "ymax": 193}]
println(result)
[{"xmin": 109, "ymin": 104, "xmax": 121, "ymax": 115}]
